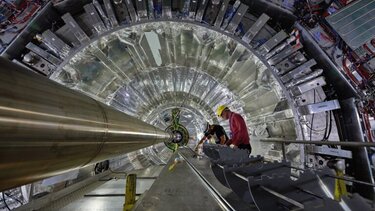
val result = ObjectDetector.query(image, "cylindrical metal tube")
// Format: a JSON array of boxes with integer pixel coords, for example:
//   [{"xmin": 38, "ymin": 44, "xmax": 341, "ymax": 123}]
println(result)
[{"xmin": 0, "ymin": 58, "xmax": 170, "ymax": 191}]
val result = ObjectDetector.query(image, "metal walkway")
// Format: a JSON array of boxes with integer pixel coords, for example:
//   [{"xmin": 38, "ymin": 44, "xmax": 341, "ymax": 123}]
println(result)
[{"xmin": 134, "ymin": 147, "xmax": 254, "ymax": 211}]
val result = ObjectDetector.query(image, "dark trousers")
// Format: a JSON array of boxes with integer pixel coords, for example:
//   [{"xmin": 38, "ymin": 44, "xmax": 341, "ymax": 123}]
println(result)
[{"xmin": 238, "ymin": 144, "xmax": 251, "ymax": 154}]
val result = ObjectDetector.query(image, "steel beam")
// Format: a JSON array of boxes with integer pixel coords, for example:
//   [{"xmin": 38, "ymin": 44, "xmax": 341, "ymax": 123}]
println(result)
[{"xmin": 261, "ymin": 139, "xmax": 375, "ymax": 147}]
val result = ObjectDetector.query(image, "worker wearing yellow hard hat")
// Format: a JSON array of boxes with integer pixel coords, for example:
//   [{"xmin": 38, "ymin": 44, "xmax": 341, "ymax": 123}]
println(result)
[
  {"xmin": 216, "ymin": 105, "xmax": 228, "ymax": 118},
  {"xmin": 216, "ymin": 105, "xmax": 251, "ymax": 154}
]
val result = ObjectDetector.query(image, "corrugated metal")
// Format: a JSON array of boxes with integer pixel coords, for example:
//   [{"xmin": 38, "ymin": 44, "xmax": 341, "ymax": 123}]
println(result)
[{"xmin": 326, "ymin": 0, "xmax": 375, "ymax": 50}]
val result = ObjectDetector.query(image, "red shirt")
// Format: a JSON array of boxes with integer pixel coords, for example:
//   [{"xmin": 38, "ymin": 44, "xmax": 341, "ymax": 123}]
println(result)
[{"xmin": 227, "ymin": 112, "xmax": 250, "ymax": 146}]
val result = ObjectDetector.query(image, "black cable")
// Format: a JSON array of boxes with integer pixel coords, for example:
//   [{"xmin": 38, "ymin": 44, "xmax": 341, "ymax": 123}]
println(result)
[
  {"xmin": 304, "ymin": 123, "xmax": 326, "ymax": 132},
  {"xmin": 322, "ymin": 111, "xmax": 332, "ymax": 141},
  {"xmin": 326, "ymin": 111, "xmax": 333, "ymax": 140},
  {"xmin": 325, "ymin": 111, "xmax": 330, "ymax": 140},
  {"xmin": 322, "ymin": 110, "xmax": 329, "ymax": 141},
  {"xmin": 310, "ymin": 113, "xmax": 314, "ymax": 142},
  {"xmin": 310, "ymin": 90, "xmax": 316, "ymax": 141},
  {"xmin": 321, "ymin": 110, "xmax": 335, "ymax": 148},
  {"xmin": 2, "ymin": 192, "xmax": 11, "ymax": 211}
]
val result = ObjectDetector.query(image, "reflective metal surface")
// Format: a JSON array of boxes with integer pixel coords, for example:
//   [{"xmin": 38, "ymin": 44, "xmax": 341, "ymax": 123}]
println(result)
[
  {"xmin": 0, "ymin": 0, "xmax": 373, "ymax": 209},
  {"xmin": 326, "ymin": 0, "xmax": 375, "ymax": 50},
  {"xmin": 133, "ymin": 149, "xmax": 237, "ymax": 211},
  {"xmin": 0, "ymin": 58, "xmax": 169, "ymax": 191},
  {"xmin": 51, "ymin": 21, "xmax": 297, "ymax": 146}
]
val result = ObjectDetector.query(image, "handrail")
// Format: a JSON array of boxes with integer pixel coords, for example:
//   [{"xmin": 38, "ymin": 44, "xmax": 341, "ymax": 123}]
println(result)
[{"xmin": 260, "ymin": 139, "xmax": 375, "ymax": 147}]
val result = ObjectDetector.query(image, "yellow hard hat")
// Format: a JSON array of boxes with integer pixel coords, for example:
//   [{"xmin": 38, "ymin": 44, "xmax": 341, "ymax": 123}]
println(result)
[{"xmin": 216, "ymin": 105, "xmax": 228, "ymax": 117}]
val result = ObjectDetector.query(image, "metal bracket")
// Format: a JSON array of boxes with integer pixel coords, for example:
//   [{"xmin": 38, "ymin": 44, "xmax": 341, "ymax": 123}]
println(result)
[
  {"xmin": 298, "ymin": 100, "xmax": 341, "ymax": 115},
  {"xmin": 306, "ymin": 145, "xmax": 352, "ymax": 159}
]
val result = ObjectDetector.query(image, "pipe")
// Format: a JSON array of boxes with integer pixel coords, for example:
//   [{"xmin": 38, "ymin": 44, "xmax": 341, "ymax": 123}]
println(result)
[
  {"xmin": 260, "ymin": 139, "xmax": 375, "ymax": 147},
  {"xmin": 0, "ymin": 58, "xmax": 170, "ymax": 191}
]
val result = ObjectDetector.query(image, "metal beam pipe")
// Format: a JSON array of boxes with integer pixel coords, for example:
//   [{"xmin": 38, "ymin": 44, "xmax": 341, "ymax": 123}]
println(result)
[
  {"xmin": 0, "ymin": 58, "xmax": 170, "ymax": 191},
  {"xmin": 261, "ymin": 139, "xmax": 375, "ymax": 147}
]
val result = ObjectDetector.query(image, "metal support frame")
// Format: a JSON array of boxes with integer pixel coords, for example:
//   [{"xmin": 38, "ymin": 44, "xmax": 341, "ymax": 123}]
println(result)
[
  {"xmin": 338, "ymin": 98, "xmax": 375, "ymax": 199},
  {"xmin": 203, "ymin": 144, "xmax": 373, "ymax": 210},
  {"xmin": 260, "ymin": 139, "xmax": 375, "ymax": 147}
]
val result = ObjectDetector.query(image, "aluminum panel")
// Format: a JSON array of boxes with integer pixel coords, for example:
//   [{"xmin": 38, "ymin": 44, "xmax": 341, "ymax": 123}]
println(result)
[
  {"xmin": 281, "ymin": 59, "xmax": 317, "ymax": 83},
  {"xmin": 285, "ymin": 69, "xmax": 324, "ymax": 88},
  {"xmin": 214, "ymin": 0, "xmax": 229, "ymax": 27},
  {"xmin": 221, "ymin": 0, "xmax": 241, "ymax": 30},
  {"xmin": 268, "ymin": 44, "xmax": 302, "ymax": 65},
  {"xmin": 26, "ymin": 42, "xmax": 62, "ymax": 66},
  {"xmin": 298, "ymin": 100, "xmax": 341, "ymax": 115},
  {"xmin": 83, "ymin": 4, "xmax": 107, "ymax": 34},
  {"xmin": 290, "ymin": 76, "xmax": 326, "ymax": 96},
  {"xmin": 276, "ymin": 51, "xmax": 306, "ymax": 75},
  {"xmin": 113, "ymin": 0, "xmax": 131, "ymax": 23},
  {"xmin": 242, "ymin": 13, "xmax": 270, "ymax": 43},
  {"xmin": 93, "ymin": 0, "xmax": 111, "ymax": 28},
  {"xmin": 55, "ymin": 24, "xmax": 80, "ymax": 47},
  {"xmin": 153, "ymin": 0, "xmax": 162, "ymax": 18},
  {"xmin": 22, "ymin": 52, "xmax": 54, "ymax": 75},
  {"xmin": 179, "ymin": 0, "xmax": 191, "ymax": 19},
  {"xmin": 61, "ymin": 13, "xmax": 90, "ymax": 44},
  {"xmin": 225, "ymin": 3, "xmax": 248, "ymax": 33},
  {"xmin": 204, "ymin": 0, "xmax": 221, "ymax": 25},
  {"xmin": 147, "ymin": 0, "xmax": 155, "ymax": 20},
  {"xmin": 326, "ymin": 0, "xmax": 375, "ymax": 50},
  {"xmin": 103, "ymin": 0, "xmax": 119, "ymax": 27},
  {"xmin": 258, "ymin": 30, "xmax": 288, "ymax": 55},
  {"xmin": 41, "ymin": 30, "xmax": 71, "ymax": 59},
  {"xmin": 162, "ymin": 0, "xmax": 172, "ymax": 18},
  {"xmin": 189, "ymin": 0, "xmax": 199, "ymax": 19},
  {"xmin": 195, "ymin": 0, "xmax": 209, "ymax": 22},
  {"xmin": 135, "ymin": 0, "xmax": 148, "ymax": 20},
  {"xmin": 124, "ymin": 0, "xmax": 139, "ymax": 22},
  {"xmin": 307, "ymin": 146, "xmax": 352, "ymax": 159}
]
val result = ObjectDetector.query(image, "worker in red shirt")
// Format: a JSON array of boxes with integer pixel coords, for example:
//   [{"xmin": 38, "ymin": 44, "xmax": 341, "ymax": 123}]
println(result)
[{"xmin": 216, "ymin": 105, "xmax": 251, "ymax": 154}]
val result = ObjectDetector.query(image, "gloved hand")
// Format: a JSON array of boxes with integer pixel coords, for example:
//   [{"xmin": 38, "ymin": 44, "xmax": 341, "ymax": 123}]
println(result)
[{"xmin": 229, "ymin": 144, "xmax": 237, "ymax": 149}]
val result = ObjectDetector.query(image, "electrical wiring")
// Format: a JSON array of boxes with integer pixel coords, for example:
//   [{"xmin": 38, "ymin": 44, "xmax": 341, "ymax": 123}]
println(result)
[
  {"xmin": 342, "ymin": 56, "xmax": 360, "ymax": 85},
  {"xmin": 306, "ymin": 88, "xmax": 333, "ymax": 142},
  {"xmin": 327, "ymin": 111, "xmax": 333, "ymax": 140},
  {"xmin": 304, "ymin": 122, "xmax": 327, "ymax": 133},
  {"xmin": 309, "ymin": 90, "xmax": 316, "ymax": 141},
  {"xmin": 2, "ymin": 192, "xmax": 10, "ymax": 211},
  {"xmin": 344, "ymin": 48, "xmax": 374, "ymax": 89},
  {"xmin": 323, "ymin": 111, "xmax": 329, "ymax": 141},
  {"xmin": 297, "ymin": 0, "xmax": 374, "ymax": 148},
  {"xmin": 363, "ymin": 44, "xmax": 375, "ymax": 56},
  {"xmin": 321, "ymin": 110, "xmax": 333, "ymax": 142},
  {"xmin": 11, "ymin": 2, "xmax": 40, "ymax": 25}
]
